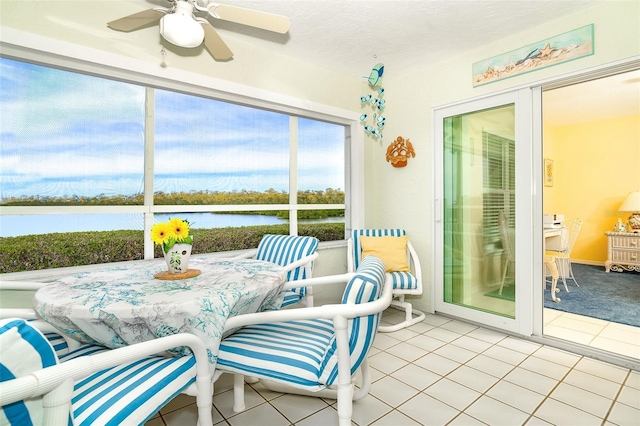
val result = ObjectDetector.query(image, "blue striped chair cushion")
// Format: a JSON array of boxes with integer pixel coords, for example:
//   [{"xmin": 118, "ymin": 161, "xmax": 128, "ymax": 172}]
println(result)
[
  {"xmin": 59, "ymin": 344, "xmax": 111, "ymax": 362},
  {"xmin": 72, "ymin": 354, "xmax": 197, "ymax": 425},
  {"xmin": 217, "ymin": 319, "xmax": 334, "ymax": 391},
  {"xmin": 217, "ymin": 256, "xmax": 386, "ymax": 391},
  {"xmin": 256, "ymin": 234, "xmax": 319, "ymax": 308},
  {"xmin": 389, "ymin": 271, "xmax": 418, "ymax": 290},
  {"xmin": 44, "ymin": 331, "xmax": 71, "ymax": 357},
  {"xmin": 280, "ymin": 288, "xmax": 306, "ymax": 308},
  {"xmin": 318, "ymin": 255, "xmax": 385, "ymax": 385},
  {"xmin": 352, "ymin": 229, "xmax": 417, "ymax": 290},
  {"xmin": 1, "ymin": 318, "xmax": 59, "ymax": 426}
]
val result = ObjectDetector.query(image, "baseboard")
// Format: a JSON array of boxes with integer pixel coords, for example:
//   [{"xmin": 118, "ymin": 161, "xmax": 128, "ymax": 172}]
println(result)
[{"xmin": 572, "ymin": 259, "xmax": 604, "ymax": 267}]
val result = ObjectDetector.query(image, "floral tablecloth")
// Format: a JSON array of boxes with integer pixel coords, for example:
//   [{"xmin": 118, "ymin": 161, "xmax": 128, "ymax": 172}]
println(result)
[{"xmin": 33, "ymin": 257, "xmax": 286, "ymax": 364}]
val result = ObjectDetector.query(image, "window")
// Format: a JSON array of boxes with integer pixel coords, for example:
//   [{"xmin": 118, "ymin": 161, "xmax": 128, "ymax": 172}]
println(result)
[
  {"xmin": 0, "ymin": 57, "xmax": 350, "ymax": 272},
  {"xmin": 482, "ymin": 131, "xmax": 515, "ymax": 252}
]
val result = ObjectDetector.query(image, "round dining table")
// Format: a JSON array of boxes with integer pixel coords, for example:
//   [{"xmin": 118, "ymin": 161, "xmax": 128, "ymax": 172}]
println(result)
[{"xmin": 33, "ymin": 256, "xmax": 287, "ymax": 364}]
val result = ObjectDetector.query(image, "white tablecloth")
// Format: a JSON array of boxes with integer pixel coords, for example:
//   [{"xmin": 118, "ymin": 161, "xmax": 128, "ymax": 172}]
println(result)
[{"xmin": 34, "ymin": 257, "xmax": 286, "ymax": 363}]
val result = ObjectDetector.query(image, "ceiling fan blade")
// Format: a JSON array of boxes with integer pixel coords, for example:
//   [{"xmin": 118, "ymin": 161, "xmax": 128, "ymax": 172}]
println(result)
[
  {"xmin": 208, "ymin": 4, "xmax": 290, "ymax": 34},
  {"xmin": 201, "ymin": 22, "xmax": 233, "ymax": 60},
  {"xmin": 107, "ymin": 9, "xmax": 166, "ymax": 32}
]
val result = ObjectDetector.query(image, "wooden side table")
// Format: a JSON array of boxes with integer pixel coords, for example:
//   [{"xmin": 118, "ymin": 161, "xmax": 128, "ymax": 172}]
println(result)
[{"xmin": 605, "ymin": 231, "xmax": 640, "ymax": 273}]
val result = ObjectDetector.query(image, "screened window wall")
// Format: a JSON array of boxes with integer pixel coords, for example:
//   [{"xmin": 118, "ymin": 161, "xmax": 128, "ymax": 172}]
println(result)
[{"xmin": 0, "ymin": 57, "xmax": 347, "ymax": 272}]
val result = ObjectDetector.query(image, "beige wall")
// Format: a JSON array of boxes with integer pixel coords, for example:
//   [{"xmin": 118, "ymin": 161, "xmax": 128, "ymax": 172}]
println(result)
[
  {"xmin": 379, "ymin": 0, "xmax": 639, "ymax": 311},
  {"xmin": 544, "ymin": 114, "xmax": 640, "ymax": 264}
]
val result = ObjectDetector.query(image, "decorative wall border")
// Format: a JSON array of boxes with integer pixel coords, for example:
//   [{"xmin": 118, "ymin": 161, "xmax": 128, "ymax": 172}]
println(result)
[{"xmin": 473, "ymin": 24, "xmax": 594, "ymax": 87}]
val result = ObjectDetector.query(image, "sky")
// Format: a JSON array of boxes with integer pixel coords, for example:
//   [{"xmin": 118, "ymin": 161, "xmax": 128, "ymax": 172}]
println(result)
[{"xmin": 0, "ymin": 57, "xmax": 345, "ymax": 200}]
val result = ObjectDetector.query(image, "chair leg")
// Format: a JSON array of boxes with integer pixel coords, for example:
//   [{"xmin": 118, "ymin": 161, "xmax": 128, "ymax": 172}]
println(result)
[
  {"xmin": 352, "ymin": 358, "xmax": 372, "ymax": 401},
  {"xmin": 42, "ymin": 378, "xmax": 74, "ymax": 426},
  {"xmin": 544, "ymin": 257, "xmax": 560, "ymax": 303},
  {"xmin": 558, "ymin": 258, "xmax": 570, "ymax": 292},
  {"xmin": 377, "ymin": 297, "xmax": 426, "ymax": 333},
  {"xmin": 499, "ymin": 261, "xmax": 509, "ymax": 295},
  {"xmin": 232, "ymin": 374, "xmax": 246, "ymax": 413},
  {"xmin": 567, "ymin": 260, "xmax": 579, "ymax": 287}
]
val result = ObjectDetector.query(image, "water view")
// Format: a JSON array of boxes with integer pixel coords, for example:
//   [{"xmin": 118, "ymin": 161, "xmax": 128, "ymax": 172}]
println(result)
[{"xmin": 0, "ymin": 212, "xmax": 345, "ymax": 238}]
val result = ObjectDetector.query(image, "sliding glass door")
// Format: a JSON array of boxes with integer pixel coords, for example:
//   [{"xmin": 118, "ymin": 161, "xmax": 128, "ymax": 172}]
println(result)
[{"xmin": 434, "ymin": 90, "xmax": 535, "ymax": 334}]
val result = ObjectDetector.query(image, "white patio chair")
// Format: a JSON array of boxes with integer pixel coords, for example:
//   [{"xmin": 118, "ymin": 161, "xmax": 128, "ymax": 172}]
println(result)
[
  {"xmin": 214, "ymin": 255, "xmax": 391, "ymax": 426},
  {"xmin": 348, "ymin": 229, "xmax": 425, "ymax": 331},
  {"xmin": 232, "ymin": 234, "xmax": 319, "ymax": 307},
  {"xmin": 0, "ymin": 318, "xmax": 213, "ymax": 426}
]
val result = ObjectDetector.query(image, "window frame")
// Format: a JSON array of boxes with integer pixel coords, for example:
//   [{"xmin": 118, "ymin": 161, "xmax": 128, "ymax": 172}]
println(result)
[{"xmin": 0, "ymin": 38, "xmax": 364, "ymax": 267}]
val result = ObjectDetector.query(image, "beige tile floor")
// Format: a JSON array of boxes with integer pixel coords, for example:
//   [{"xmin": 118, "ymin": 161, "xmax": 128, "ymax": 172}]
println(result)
[
  {"xmin": 146, "ymin": 309, "xmax": 640, "ymax": 426},
  {"xmin": 544, "ymin": 308, "xmax": 640, "ymax": 359}
]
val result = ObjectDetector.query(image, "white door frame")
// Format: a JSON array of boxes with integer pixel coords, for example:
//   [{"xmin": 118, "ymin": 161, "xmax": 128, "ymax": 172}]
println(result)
[
  {"xmin": 431, "ymin": 56, "xmax": 640, "ymax": 353},
  {"xmin": 432, "ymin": 88, "xmax": 535, "ymax": 335}
]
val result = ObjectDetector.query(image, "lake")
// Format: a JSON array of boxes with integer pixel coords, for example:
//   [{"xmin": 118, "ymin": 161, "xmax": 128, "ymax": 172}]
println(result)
[{"xmin": 0, "ymin": 212, "xmax": 344, "ymax": 238}]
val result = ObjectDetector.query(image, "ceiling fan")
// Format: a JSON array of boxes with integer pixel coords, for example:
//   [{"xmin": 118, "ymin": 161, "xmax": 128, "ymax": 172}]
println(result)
[{"xmin": 107, "ymin": 0, "xmax": 291, "ymax": 60}]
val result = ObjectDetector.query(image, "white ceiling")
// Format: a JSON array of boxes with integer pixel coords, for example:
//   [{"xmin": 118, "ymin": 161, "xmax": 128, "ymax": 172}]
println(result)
[
  {"xmin": 148, "ymin": 0, "xmax": 606, "ymax": 77},
  {"xmin": 0, "ymin": 0, "xmax": 611, "ymax": 80},
  {"xmin": 544, "ymin": 69, "xmax": 640, "ymax": 127}
]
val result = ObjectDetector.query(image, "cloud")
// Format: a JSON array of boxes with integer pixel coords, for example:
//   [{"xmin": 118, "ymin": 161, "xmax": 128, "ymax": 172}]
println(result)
[{"xmin": 1, "ymin": 57, "xmax": 345, "ymax": 197}]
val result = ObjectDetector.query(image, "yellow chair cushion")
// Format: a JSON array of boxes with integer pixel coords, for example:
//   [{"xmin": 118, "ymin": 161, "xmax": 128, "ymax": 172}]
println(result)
[{"xmin": 360, "ymin": 235, "xmax": 410, "ymax": 272}]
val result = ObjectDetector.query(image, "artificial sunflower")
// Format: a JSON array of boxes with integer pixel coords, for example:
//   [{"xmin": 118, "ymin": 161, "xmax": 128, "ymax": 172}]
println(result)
[
  {"xmin": 150, "ymin": 222, "xmax": 172, "ymax": 246},
  {"xmin": 168, "ymin": 218, "xmax": 190, "ymax": 240}
]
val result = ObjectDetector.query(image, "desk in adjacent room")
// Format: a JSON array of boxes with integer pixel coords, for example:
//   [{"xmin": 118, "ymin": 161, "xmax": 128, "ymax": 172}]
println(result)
[{"xmin": 33, "ymin": 257, "xmax": 287, "ymax": 363}]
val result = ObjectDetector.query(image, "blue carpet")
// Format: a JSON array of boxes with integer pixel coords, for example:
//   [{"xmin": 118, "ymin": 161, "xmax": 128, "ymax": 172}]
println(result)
[{"xmin": 544, "ymin": 263, "xmax": 640, "ymax": 327}]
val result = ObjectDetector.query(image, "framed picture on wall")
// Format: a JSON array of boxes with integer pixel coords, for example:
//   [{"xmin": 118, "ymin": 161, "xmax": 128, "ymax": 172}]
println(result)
[{"xmin": 544, "ymin": 158, "xmax": 554, "ymax": 187}]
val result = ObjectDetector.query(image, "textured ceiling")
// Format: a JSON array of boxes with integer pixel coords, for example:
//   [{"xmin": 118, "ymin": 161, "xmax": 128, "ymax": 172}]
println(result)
[
  {"xmin": 2, "ymin": 0, "xmax": 606, "ymax": 77},
  {"xmin": 194, "ymin": 0, "xmax": 606, "ymax": 77},
  {"xmin": 544, "ymin": 69, "xmax": 640, "ymax": 127}
]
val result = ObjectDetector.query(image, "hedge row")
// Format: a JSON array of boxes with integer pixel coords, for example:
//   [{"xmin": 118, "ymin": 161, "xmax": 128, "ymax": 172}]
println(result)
[{"xmin": 0, "ymin": 223, "xmax": 344, "ymax": 273}]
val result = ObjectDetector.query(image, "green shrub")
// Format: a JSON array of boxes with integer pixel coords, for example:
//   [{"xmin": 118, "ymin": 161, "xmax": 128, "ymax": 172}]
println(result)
[{"xmin": 0, "ymin": 223, "xmax": 344, "ymax": 274}]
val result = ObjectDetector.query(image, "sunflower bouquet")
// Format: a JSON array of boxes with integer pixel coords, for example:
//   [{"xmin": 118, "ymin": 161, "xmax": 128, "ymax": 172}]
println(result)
[{"xmin": 151, "ymin": 218, "xmax": 193, "ymax": 252}]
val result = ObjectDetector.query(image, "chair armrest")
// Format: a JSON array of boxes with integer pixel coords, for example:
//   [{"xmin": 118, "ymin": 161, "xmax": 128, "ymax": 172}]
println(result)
[
  {"xmin": 0, "ymin": 333, "xmax": 212, "ymax": 407},
  {"xmin": 230, "ymin": 251, "xmax": 318, "ymax": 276},
  {"xmin": 407, "ymin": 240, "xmax": 422, "ymax": 284},
  {"xmin": 280, "ymin": 272, "xmax": 354, "ymax": 291},
  {"xmin": 0, "ymin": 280, "xmax": 50, "ymax": 291},
  {"xmin": 0, "ymin": 280, "xmax": 49, "ymax": 319},
  {"xmin": 229, "ymin": 249, "xmax": 258, "ymax": 260},
  {"xmin": 223, "ymin": 273, "xmax": 392, "ymax": 333},
  {"xmin": 279, "ymin": 252, "xmax": 319, "ymax": 274}
]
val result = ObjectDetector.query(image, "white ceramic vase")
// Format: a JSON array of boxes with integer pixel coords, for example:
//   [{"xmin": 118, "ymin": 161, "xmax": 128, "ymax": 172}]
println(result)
[{"xmin": 163, "ymin": 242, "xmax": 192, "ymax": 274}]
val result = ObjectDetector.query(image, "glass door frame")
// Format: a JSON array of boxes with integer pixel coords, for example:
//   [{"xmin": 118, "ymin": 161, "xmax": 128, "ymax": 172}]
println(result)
[{"xmin": 433, "ymin": 88, "xmax": 538, "ymax": 335}]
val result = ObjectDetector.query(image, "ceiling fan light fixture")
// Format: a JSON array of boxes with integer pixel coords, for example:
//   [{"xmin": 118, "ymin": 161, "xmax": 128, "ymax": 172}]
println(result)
[{"xmin": 159, "ymin": 3, "xmax": 204, "ymax": 48}]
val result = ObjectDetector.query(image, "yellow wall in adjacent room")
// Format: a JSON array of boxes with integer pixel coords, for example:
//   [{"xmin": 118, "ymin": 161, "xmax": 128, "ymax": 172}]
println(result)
[{"xmin": 543, "ymin": 114, "xmax": 640, "ymax": 264}]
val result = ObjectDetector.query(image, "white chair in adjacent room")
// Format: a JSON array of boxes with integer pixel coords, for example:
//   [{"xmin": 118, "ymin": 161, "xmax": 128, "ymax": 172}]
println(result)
[
  {"xmin": 545, "ymin": 217, "xmax": 583, "ymax": 291},
  {"xmin": 498, "ymin": 211, "xmax": 516, "ymax": 296},
  {"xmin": 348, "ymin": 228, "xmax": 425, "ymax": 331}
]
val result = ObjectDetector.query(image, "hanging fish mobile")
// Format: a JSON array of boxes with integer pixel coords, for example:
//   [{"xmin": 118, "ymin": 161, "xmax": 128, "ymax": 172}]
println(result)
[{"xmin": 360, "ymin": 62, "xmax": 386, "ymax": 139}]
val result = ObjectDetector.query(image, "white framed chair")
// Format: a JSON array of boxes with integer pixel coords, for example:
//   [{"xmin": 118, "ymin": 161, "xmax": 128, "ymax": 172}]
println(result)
[
  {"xmin": 348, "ymin": 229, "xmax": 425, "ymax": 332},
  {"xmin": 0, "ymin": 318, "xmax": 213, "ymax": 426},
  {"xmin": 545, "ymin": 217, "xmax": 583, "ymax": 291},
  {"xmin": 498, "ymin": 211, "xmax": 516, "ymax": 296},
  {"xmin": 233, "ymin": 234, "xmax": 319, "ymax": 307},
  {"xmin": 215, "ymin": 255, "xmax": 391, "ymax": 426},
  {"xmin": 544, "ymin": 254, "xmax": 561, "ymax": 302}
]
